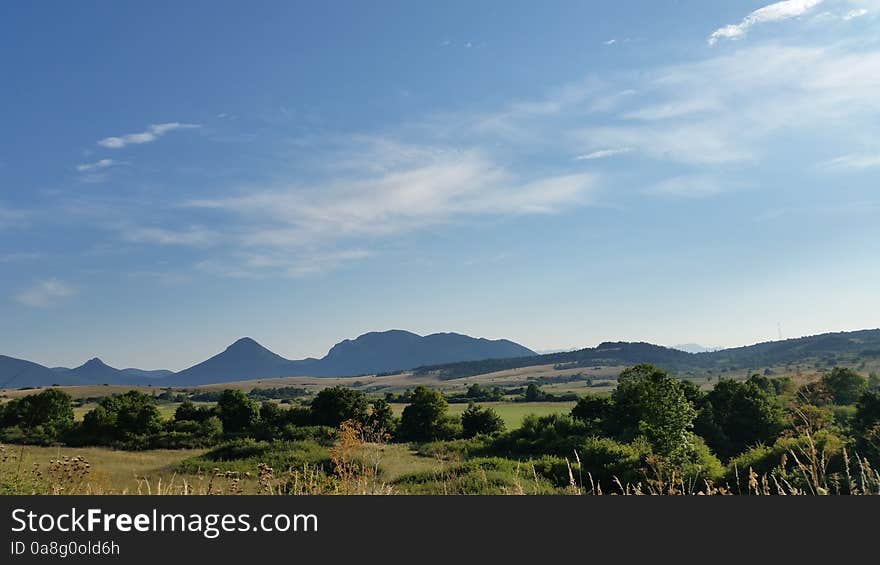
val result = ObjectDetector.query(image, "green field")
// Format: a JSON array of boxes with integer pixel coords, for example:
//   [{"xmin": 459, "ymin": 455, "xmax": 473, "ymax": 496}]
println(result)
[{"xmin": 391, "ymin": 401, "xmax": 576, "ymax": 429}]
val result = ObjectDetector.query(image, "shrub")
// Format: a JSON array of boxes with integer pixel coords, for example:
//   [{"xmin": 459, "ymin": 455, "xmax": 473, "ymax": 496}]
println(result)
[
  {"xmin": 216, "ymin": 389, "xmax": 260, "ymax": 434},
  {"xmin": 725, "ymin": 430, "xmax": 849, "ymax": 493},
  {"xmin": 310, "ymin": 386, "xmax": 369, "ymax": 428},
  {"xmin": 400, "ymin": 386, "xmax": 459, "ymax": 442},
  {"xmin": 460, "ymin": 403, "xmax": 505, "ymax": 438},
  {"xmin": 822, "ymin": 367, "xmax": 867, "ymax": 405}
]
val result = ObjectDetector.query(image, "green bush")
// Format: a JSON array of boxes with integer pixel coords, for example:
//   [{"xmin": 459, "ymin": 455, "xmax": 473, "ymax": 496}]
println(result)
[
  {"xmin": 178, "ymin": 439, "xmax": 332, "ymax": 475},
  {"xmin": 725, "ymin": 430, "xmax": 849, "ymax": 493},
  {"xmin": 413, "ymin": 437, "xmax": 492, "ymax": 460}
]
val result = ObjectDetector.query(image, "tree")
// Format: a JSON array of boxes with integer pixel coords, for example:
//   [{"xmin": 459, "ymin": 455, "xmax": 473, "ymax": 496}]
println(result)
[
  {"xmin": 174, "ymin": 400, "xmax": 216, "ymax": 422},
  {"xmin": 310, "ymin": 386, "xmax": 369, "ymax": 428},
  {"xmin": 81, "ymin": 390, "xmax": 162, "ymax": 444},
  {"xmin": 0, "ymin": 388, "xmax": 74, "ymax": 443},
  {"xmin": 399, "ymin": 386, "xmax": 457, "ymax": 442},
  {"xmin": 822, "ymin": 367, "xmax": 867, "ymax": 405},
  {"xmin": 611, "ymin": 364, "xmax": 696, "ymax": 460},
  {"xmin": 461, "ymin": 402, "xmax": 505, "ymax": 438},
  {"xmin": 854, "ymin": 391, "xmax": 880, "ymax": 465},
  {"xmin": 570, "ymin": 395, "xmax": 612, "ymax": 435},
  {"xmin": 695, "ymin": 379, "xmax": 785, "ymax": 459},
  {"xmin": 216, "ymin": 389, "xmax": 260, "ymax": 434},
  {"xmin": 868, "ymin": 372, "xmax": 880, "ymax": 392},
  {"xmin": 523, "ymin": 383, "xmax": 545, "ymax": 402},
  {"xmin": 365, "ymin": 398, "xmax": 397, "ymax": 436}
]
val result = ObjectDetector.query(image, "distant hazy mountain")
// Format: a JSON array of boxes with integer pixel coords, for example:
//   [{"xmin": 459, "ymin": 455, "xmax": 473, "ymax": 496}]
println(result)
[
  {"xmin": 315, "ymin": 330, "xmax": 536, "ymax": 378},
  {"xmin": 171, "ymin": 337, "xmax": 313, "ymax": 386},
  {"xmin": 169, "ymin": 330, "xmax": 537, "ymax": 386},
  {"xmin": 0, "ymin": 355, "xmax": 70, "ymax": 389},
  {"xmin": 51, "ymin": 358, "xmax": 174, "ymax": 385}
]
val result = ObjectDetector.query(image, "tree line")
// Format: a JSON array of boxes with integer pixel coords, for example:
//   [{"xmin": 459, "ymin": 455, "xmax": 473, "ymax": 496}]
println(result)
[{"xmin": 2, "ymin": 365, "xmax": 879, "ymax": 489}]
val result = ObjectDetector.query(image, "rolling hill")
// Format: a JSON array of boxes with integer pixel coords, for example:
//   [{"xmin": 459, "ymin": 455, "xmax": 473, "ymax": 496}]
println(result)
[{"xmin": 413, "ymin": 329, "xmax": 880, "ymax": 380}]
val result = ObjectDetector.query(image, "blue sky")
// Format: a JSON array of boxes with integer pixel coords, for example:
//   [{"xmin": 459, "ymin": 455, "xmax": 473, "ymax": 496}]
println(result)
[{"xmin": 2, "ymin": 0, "xmax": 879, "ymax": 370}]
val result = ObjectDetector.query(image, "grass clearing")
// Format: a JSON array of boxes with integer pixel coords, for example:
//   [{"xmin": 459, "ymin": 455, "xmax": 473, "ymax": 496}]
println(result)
[
  {"xmin": 2, "ymin": 445, "xmax": 204, "ymax": 494},
  {"xmin": 389, "ymin": 401, "xmax": 576, "ymax": 429}
]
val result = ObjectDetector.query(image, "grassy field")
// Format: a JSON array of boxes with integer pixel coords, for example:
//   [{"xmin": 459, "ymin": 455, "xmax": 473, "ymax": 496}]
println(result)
[
  {"xmin": 389, "ymin": 401, "xmax": 576, "ymax": 429},
  {"xmin": 0, "ymin": 442, "xmax": 448, "ymax": 494},
  {"xmin": 2, "ymin": 445, "xmax": 204, "ymax": 494}
]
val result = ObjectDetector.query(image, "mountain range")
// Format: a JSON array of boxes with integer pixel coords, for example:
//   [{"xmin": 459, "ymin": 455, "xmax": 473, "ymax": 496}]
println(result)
[
  {"xmin": 0, "ymin": 330, "xmax": 536, "ymax": 388},
  {"xmin": 3, "ymin": 328, "xmax": 878, "ymax": 390}
]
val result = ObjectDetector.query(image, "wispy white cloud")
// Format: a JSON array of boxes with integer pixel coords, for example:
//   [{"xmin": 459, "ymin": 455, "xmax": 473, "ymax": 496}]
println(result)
[
  {"xmin": 0, "ymin": 204, "xmax": 29, "ymax": 228},
  {"xmin": 0, "ymin": 252, "xmax": 41, "ymax": 263},
  {"xmin": 842, "ymin": 8, "xmax": 869, "ymax": 19},
  {"xmin": 575, "ymin": 148, "xmax": 632, "ymax": 160},
  {"xmin": 647, "ymin": 175, "xmax": 726, "ymax": 198},
  {"xmin": 576, "ymin": 43, "xmax": 880, "ymax": 165},
  {"xmin": 76, "ymin": 158, "xmax": 118, "ymax": 172},
  {"xmin": 97, "ymin": 122, "xmax": 200, "ymax": 149},
  {"xmin": 822, "ymin": 153, "xmax": 880, "ymax": 170},
  {"xmin": 180, "ymin": 142, "xmax": 597, "ymax": 276},
  {"xmin": 194, "ymin": 249, "xmax": 374, "ymax": 279},
  {"xmin": 187, "ymin": 148, "xmax": 597, "ymax": 249},
  {"xmin": 709, "ymin": 0, "xmax": 825, "ymax": 45},
  {"xmin": 122, "ymin": 225, "xmax": 219, "ymax": 247},
  {"xmin": 15, "ymin": 279, "xmax": 74, "ymax": 307}
]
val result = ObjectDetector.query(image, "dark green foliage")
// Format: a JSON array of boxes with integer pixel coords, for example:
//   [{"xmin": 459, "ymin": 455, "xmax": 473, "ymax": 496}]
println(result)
[
  {"xmin": 821, "ymin": 367, "xmax": 867, "ymax": 405},
  {"xmin": 515, "ymin": 383, "xmax": 577, "ymax": 402},
  {"xmin": 246, "ymin": 386, "xmax": 308, "ymax": 401},
  {"xmin": 868, "ymin": 372, "xmax": 880, "ymax": 392},
  {"xmin": 490, "ymin": 414, "xmax": 590, "ymax": 458},
  {"xmin": 444, "ymin": 383, "xmax": 505, "ymax": 403},
  {"xmin": 725, "ymin": 430, "xmax": 848, "ymax": 493},
  {"xmin": 575, "ymin": 436, "xmax": 652, "ymax": 486},
  {"xmin": 695, "ymin": 378, "xmax": 785, "ymax": 460},
  {"xmin": 0, "ymin": 388, "xmax": 74, "ymax": 444},
  {"xmin": 854, "ymin": 391, "xmax": 880, "ymax": 464},
  {"xmin": 174, "ymin": 400, "xmax": 216, "ymax": 422},
  {"xmin": 80, "ymin": 390, "xmax": 162, "ymax": 447},
  {"xmin": 460, "ymin": 403, "xmax": 505, "ymax": 438},
  {"xmin": 309, "ymin": 386, "xmax": 369, "ymax": 427},
  {"xmin": 611, "ymin": 364, "xmax": 696, "ymax": 460},
  {"xmin": 365, "ymin": 398, "xmax": 397, "ymax": 436},
  {"xmin": 178, "ymin": 438, "xmax": 332, "ymax": 475},
  {"xmin": 677, "ymin": 379, "xmax": 705, "ymax": 405},
  {"xmin": 399, "ymin": 386, "xmax": 459, "ymax": 442},
  {"xmin": 251, "ymin": 401, "xmax": 331, "ymax": 442},
  {"xmin": 570, "ymin": 395, "xmax": 612, "ymax": 435},
  {"xmin": 216, "ymin": 389, "xmax": 260, "ymax": 434}
]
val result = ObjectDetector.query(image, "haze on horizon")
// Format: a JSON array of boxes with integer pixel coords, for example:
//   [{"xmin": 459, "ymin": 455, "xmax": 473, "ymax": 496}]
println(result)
[{"xmin": 2, "ymin": 1, "xmax": 879, "ymax": 371}]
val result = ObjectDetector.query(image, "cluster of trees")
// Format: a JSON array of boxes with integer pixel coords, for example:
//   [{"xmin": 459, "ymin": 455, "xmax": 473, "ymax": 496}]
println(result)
[
  {"xmin": 0, "ymin": 389, "xmax": 74, "ymax": 444},
  {"xmin": 444, "ymin": 384, "xmax": 506, "ymax": 403},
  {"xmin": 310, "ymin": 386, "xmax": 505, "ymax": 441},
  {"xmin": 0, "ymin": 384, "xmax": 506, "ymax": 448},
  {"xmin": 515, "ymin": 383, "xmax": 579, "ymax": 403}
]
